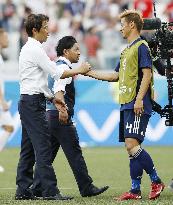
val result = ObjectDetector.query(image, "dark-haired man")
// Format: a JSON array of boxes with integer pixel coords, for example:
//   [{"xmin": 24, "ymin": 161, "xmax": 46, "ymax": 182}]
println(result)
[
  {"xmin": 16, "ymin": 14, "xmax": 91, "ymax": 200},
  {"xmin": 32, "ymin": 36, "xmax": 109, "ymax": 198}
]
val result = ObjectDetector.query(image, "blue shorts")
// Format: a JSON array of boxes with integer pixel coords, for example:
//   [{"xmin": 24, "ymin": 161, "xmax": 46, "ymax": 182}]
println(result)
[{"xmin": 119, "ymin": 109, "xmax": 150, "ymax": 143}]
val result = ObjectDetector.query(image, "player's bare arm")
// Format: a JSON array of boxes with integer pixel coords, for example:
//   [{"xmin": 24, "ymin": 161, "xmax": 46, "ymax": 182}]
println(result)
[
  {"xmin": 84, "ymin": 70, "xmax": 119, "ymax": 82},
  {"xmin": 61, "ymin": 62, "xmax": 91, "ymax": 79}
]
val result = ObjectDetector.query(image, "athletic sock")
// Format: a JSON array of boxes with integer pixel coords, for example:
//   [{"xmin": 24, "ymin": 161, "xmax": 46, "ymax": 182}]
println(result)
[
  {"xmin": 135, "ymin": 149, "xmax": 161, "ymax": 183},
  {"xmin": 129, "ymin": 156, "xmax": 143, "ymax": 193},
  {"xmin": 149, "ymin": 169, "xmax": 161, "ymax": 183}
]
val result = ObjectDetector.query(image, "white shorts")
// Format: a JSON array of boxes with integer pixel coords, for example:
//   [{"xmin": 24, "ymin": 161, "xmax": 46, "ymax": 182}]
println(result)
[{"xmin": 0, "ymin": 111, "xmax": 13, "ymax": 126}]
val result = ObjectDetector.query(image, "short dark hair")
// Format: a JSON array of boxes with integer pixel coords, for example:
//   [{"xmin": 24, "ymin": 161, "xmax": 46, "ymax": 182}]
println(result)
[
  {"xmin": 56, "ymin": 36, "xmax": 77, "ymax": 56},
  {"xmin": 25, "ymin": 14, "xmax": 49, "ymax": 37},
  {"xmin": 119, "ymin": 10, "xmax": 144, "ymax": 32}
]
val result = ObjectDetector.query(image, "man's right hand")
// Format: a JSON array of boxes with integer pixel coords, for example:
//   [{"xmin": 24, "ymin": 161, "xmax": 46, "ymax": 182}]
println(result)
[{"xmin": 78, "ymin": 62, "xmax": 91, "ymax": 74}]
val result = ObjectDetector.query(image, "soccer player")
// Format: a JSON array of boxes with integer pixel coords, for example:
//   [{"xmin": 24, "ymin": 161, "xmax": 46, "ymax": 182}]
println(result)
[
  {"xmin": 0, "ymin": 28, "xmax": 14, "ymax": 172},
  {"xmin": 15, "ymin": 14, "xmax": 91, "ymax": 200},
  {"xmin": 31, "ymin": 36, "xmax": 109, "ymax": 198},
  {"xmin": 84, "ymin": 10, "xmax": 165, "ymax": 201}
]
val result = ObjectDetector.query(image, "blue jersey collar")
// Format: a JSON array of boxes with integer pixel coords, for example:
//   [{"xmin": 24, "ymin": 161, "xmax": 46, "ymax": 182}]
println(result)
[{"xmin": 127, "ymin": 37, "xmax": 141, "ymax": 48}]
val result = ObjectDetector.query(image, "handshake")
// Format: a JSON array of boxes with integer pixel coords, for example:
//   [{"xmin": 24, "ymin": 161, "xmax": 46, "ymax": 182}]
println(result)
[
  {"xmin": 75, "ymin": 61, "xmax": 92, "ymax": 75},
  {"xmin": 61, "ymin": 61, "xmax": 92, "ymax": 79}
]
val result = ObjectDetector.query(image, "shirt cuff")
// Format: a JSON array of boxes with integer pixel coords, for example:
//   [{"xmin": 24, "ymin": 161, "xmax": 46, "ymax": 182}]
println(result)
[{"xmin": 53, "ymin": 84, "xmax": 66, "ymax": 93}]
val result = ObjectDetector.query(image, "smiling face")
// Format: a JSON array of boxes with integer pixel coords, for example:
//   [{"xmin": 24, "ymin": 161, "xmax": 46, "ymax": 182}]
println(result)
[
  {"xmin": 33, "ymin": 20, "xmax": 49, "ymax": 43},
  {"xmin": 65, "ymin": 43, "xmax": 80, "ymax": 63}
]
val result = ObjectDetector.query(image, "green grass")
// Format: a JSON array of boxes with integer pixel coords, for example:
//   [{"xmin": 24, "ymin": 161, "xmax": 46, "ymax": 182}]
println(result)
[{"xmin": 0, "ymin": 146, "xmax": 173, "ymax": 205}]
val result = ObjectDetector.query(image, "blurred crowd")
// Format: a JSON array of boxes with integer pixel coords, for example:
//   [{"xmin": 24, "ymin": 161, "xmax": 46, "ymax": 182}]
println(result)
[{"xmin": 0, "ymin": 0, "xmax": 173, "ymax": 71}]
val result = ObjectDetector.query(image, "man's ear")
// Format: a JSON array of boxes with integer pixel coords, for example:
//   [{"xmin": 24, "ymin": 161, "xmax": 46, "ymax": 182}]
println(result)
[
  {"xmin": 130, "ymin": 21, "xmax": 135, "ymax": 29},
  {"xmin": 32, "ymin": 28, "xmax": 37, "ymax": 35},
  {"xmin": 63, "ymin": 49, "xmax": 68, "ymax": 56}
]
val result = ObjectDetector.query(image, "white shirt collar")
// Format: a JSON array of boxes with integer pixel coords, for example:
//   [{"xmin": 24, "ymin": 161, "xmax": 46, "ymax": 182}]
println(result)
[
  {"xmin": 28, "ymin": 37, "xmax": 42, "ymax": 48},
  {"xmin": 58, "ymin": 56, "xmax": 72, "ymax": 68}
]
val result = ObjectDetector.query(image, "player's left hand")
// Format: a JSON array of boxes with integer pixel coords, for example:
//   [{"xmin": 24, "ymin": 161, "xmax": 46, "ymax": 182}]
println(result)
[{"xmin": 134, "ymin": 98, "xmax": 144, "ymax": 116}]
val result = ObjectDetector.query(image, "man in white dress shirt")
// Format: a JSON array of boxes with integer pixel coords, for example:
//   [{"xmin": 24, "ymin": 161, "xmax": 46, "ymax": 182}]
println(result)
[
  {"xmin": 0, "ymin": 28, "xmax": 14, "ymax": 172},
  {"xmin": 15, "ymin": 14, "xmax": 91, "ymax": 200}
]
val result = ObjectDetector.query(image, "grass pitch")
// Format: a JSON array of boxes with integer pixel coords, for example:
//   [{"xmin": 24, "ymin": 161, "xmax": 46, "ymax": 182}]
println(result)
[{"xmin": 0, "ymin": 146, "xmax": 173, "ymax": 205}]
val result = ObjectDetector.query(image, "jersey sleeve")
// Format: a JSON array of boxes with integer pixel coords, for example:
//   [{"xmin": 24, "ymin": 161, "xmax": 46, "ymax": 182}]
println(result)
[
  {"xmin": 138, "ymin": 44, "xmax": 152, "ymax": 70},
  {"xmin": 114, "ymin": 61, "xmax": 120, "ymax": 72}
]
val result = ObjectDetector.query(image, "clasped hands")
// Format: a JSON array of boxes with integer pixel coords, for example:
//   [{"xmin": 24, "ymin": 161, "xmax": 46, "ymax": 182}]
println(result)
[{"xmin": 53, "ymin": 98, "xmax": 68, "ymax": 124}]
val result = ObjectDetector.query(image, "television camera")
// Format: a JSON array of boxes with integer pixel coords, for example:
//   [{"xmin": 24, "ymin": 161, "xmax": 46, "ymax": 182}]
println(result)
[{"xmin": 143, "ymin": 1, "xmax": 173, "ymax": 126}]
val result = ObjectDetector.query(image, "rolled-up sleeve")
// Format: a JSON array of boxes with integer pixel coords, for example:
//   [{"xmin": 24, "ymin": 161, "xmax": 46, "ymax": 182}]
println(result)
[
  {"xmin": 53, "ymin": 64, "xmax": 72, "ymax": 93},
  {"xmin": 53, "ymin": 79, "xmax": 66, "ymax": 93}
]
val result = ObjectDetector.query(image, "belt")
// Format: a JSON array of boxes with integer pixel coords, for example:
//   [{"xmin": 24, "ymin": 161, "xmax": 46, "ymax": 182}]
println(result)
[{"xmin": 20, "ymin": 93, "xmax": 45, "ymax": 100}]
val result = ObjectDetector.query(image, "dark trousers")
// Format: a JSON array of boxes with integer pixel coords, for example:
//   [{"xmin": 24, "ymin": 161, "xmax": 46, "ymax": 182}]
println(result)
[
  {"xmin": 16, "ymin": 94, "xmax": 58, "ymax": 197},
  {"xmin": 32, "ymin": 110, "xmax": 93, "ymax": 195}
]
